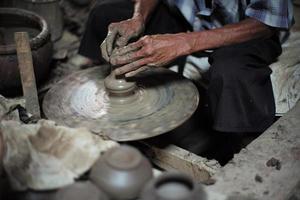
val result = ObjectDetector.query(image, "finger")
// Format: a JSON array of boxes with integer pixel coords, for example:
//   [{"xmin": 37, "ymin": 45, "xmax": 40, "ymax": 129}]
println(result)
[
  {"xmin": 100, "ymin": 40, "xmax": 109, "ymax": 62},
  {"xmin": 115, "ymin": 36, "xmax": 129, "ymax": 48},
  {"xmin": 125, "ymin": 66, "xmax": 149, "ymax": 77},
  {"xmin": 110, "ymin": 50, "xmax": 145, "ymax": 66},
  {"xmin": 106, "ymin": 28, "xmax": 119, "ymax": 56},
  {"xmin": 114, "ymin": 58, "xmax": 152, "ymax": 75},
  {"xmin": 113, "ymin": 40, "xmax": 143, "ymax": 56}
]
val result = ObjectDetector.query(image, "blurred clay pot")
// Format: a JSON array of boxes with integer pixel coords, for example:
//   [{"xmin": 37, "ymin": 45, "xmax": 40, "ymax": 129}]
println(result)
[
  {"xmin": 22, "ymin": 181, "xmax": 109, "ymax": 200},
  {"xmin": 140, "ymin": 173, "xmax": 206, "ymax": 200},
  {"xmin": 12, "ymin": 0, "xmax": 63, "ymax": 41},
  {"xmin": 54, "ymin": 181, "xmax": 109, "ymax": 200},
  {"xmin": 0, "ymin": 8, "xmax": 52, "ymax": 94},
  {"xmin": 90, "ymin": 145, "xmax": 153, "ymax": 200}
]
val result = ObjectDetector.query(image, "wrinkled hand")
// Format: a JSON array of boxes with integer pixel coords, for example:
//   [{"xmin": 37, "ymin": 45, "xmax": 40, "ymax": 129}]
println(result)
[
  {"xmin": 110, "ymin": 33, "xmax": 192, "ymax": 77},
  {"xmin": 101, "ymin": 15, "xmax": 145, "ymax": 62}
]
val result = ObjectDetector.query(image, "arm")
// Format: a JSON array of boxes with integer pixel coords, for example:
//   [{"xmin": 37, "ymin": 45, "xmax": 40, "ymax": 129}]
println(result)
[
  {"xmin": 133, "ymin": 0, "xmax": 159, "ymax": 23},
  {"xmin": 184, "ymin": 18, "xmax": 275, "ymax": 54},
  {"xmin": 111, "ymin": 18, "xmax": 276, "ymax": 76}
]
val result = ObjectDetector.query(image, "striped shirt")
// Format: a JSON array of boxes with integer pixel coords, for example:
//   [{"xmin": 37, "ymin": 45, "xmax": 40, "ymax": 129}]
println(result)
[{"xmin": 166, "ymin": 0, "xmax": 294, "ymax": 31}]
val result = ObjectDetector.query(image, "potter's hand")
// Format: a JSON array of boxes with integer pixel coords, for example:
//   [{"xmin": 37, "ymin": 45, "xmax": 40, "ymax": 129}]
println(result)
[
  {"xmin": 100, "ymin": 14, "xmax": 145, "ymax": 62},
  {"xmin": 110, "ymin": 33, "xmax": 192, "ymax": 77}
]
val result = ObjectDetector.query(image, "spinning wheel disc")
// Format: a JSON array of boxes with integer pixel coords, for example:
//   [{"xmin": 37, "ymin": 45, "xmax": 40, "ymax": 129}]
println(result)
[{"xmin": 43, "ymin": 66, "xmax": 199, "ymax": 141}]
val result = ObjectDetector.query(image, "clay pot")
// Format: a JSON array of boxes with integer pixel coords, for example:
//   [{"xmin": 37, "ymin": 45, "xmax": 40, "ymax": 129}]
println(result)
[
  {"xmin": 0, "ymin": 8, "xmax": 53, "ymax": 94},
  {"xmin": 12, "ymin": 0, "xmax": 63, "ymax": 41},
  {"xmin": 54, "ymin": 181, "xmax": 109, "ymax": 200},
  {"xmin": 90, "ymin": 145, "xmax": 153, "ymax": 200},
  {"xmin": 22, "ymin": 181, "xmax": 109, "ymax": 200},
  {"xmin": 140, "ymin": 173, "xmax": 206, "ymax": 200},
  {"xmin": 69, "ymin": 0, "xmax": 92, "ymax": 6}
]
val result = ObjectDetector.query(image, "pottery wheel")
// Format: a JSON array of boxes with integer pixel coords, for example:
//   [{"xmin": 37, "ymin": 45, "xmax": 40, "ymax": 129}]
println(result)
[{"xmin": 43, "ymin": 65, "xmax": 199, "ymax": 141}]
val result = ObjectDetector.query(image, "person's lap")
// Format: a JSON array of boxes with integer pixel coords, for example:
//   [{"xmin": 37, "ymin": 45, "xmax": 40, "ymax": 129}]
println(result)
[{"xmin": 207, "ymin": 36, "xmax": 281, "ymax": 132}]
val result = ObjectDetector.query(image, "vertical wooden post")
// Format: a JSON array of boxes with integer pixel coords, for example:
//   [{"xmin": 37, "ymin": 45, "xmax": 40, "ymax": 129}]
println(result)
[{"xmin": 14, "ymin": 32, "xmax": 41, "ymax": 118}]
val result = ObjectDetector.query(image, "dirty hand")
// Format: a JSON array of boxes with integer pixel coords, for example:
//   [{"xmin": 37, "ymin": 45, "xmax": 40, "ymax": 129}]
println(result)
[
  {"xmin": 101, "ymin": 14, "xmax": 145, "ymax": 62},
  {"xmin": 110, "ymin": 33, "xmax": 192, "ymax": 77}
]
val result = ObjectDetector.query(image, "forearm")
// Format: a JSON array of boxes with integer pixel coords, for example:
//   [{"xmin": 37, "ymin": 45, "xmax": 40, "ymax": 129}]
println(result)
[
  {"xmin": 132, "ymin": 0, "xmax": 159, "ymax": 22},
  {"xmin": 184, "ymin": 18, "xmax": 276, "ymax": 54},
  {"xmin": 0, "ymin": 131, "xmax": 4, "ymax": 175}
]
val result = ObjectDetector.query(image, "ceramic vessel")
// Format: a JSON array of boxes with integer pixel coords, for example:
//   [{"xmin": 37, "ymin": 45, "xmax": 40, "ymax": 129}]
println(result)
[
  {"xmin": 22, "ymin": 181, "xmax": 109, "ymax": 200},
  {"xmin": 140, "ymin": 173, "xmax": 206, "ymax": 200},
  {"xmin": 54, "ymin": 181, "xmax": 109, "ymax": 200},
  {"xmin": 13, "ymin": 0, "xmax": 63, "ymax": 41},
  {"xmin": 0, "ymin": 8, "xmax": 52, "ymax": 94},
  {"xmin": 90, "ymin": 145, "xmax": 153, "ymax": 200}
]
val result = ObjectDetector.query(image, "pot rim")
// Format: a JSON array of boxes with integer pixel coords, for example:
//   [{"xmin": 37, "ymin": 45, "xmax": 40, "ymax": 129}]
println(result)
[
  {"xmin": 21, "ymin": 0, "xmax": 61, "ymax": 3},
  {"xmin": 0, "ymin": 7, "xmax": 50, "ymax": 55}
]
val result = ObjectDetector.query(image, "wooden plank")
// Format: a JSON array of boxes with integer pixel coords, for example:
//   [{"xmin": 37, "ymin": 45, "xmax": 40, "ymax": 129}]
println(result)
[
  {"xmin": 14, "ymin": 32, "xmax": 41, "ymax": 118},
  {"xmin": 137, "ymin": 142, "xmax": 220, "ymax": 183}
]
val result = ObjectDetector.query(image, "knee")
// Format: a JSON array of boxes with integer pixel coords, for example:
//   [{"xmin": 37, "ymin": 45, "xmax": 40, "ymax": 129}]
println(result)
[
  {"xmin": 88, "ymin": 1, "xmax": 133, "ymax": 34},
  {"xmin": 89, "ymin": 3, "xmax": 114, "ymax": 26},
  {"xmin": 210, "ymin": 57, "xmax": 245, "ymax": 83}
]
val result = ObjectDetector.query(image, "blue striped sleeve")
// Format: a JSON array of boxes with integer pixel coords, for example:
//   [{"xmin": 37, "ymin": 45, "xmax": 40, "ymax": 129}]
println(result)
[{"xmin": 245, "ymin": 0, "xmax": 294, "ymax": 29}]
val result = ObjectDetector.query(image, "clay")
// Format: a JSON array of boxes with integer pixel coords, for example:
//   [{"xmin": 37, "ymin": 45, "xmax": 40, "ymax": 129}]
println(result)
[
  {"xmin": 104, "ymin": 72, "xmax": 137, "ymax": 97},
  {"xmin": 90, "ymin": 145, "xmax": 153, "ymax": 200},
  {"xmin": 43, "ymin": 65, "xmax": 199, "ymax": 141},
  {"xmin": 0, "ymin": 120, "xmax": 118, "ymax": 191}
]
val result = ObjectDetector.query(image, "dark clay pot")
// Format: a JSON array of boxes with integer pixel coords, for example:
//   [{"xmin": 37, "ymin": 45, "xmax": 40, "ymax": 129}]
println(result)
[
  {"xmin": 12, "ymin": 0, "xmax": 63, "ymax": 41},
  {"xmin": 0, "ymin": 8, "xmax": 52, "ymax": 94},
  {"xmin": 90, "ymin": 145, "xmax": 153, "ymax": 200},
  {"xmin": 140, "ymin": 173, "xmax": 207, "ymax": 200}
]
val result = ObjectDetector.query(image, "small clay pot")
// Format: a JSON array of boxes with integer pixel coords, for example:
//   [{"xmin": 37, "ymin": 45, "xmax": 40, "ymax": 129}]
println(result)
[
  {"xmin": 22, "ymin": 181, "xmax": 109, "ymax": 200},
  {"xmin": 90, "ymin": 145, "xmax": 153, "ymax": 200},
  {"xmin": 140, "ymin": 173, "xmax": 206, "ymax": 200},
  {"xmin": 54, "ymin": 181, "xmax": 109, "ymax": 200}
]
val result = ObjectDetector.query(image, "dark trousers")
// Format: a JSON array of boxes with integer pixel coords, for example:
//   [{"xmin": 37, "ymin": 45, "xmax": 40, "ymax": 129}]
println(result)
[{"xmin": 79, "ymin": 0, "xmax": 282, "ymax": 133}]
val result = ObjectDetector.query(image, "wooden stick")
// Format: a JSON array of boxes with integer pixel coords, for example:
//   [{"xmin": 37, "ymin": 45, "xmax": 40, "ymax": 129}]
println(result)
[
  {"xmin": 14, "ymin": 32, "xmax": 41, "ymax": 118},
  {"xmin": 136, "ymin": 142, "xmax": 220, "ymax": 182}
]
